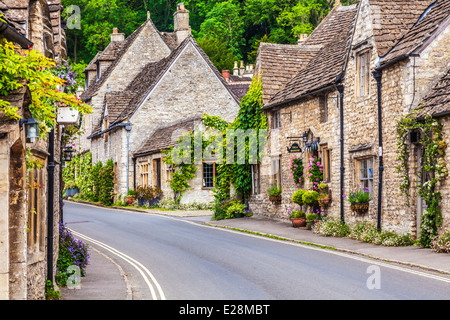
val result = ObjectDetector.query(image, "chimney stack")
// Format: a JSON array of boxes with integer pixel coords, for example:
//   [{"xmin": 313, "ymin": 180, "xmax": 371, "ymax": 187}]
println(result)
[
  {"xmin": 233, "ymin": 61, "xmax": 239, "ymax": 76},
  {"xmin": 174, "ymin": 3, "xmax": 191, "ymax": 44},
  {"xmin": 334, "ymin": 0, "xmax": 342, "ymax": 7},
  {"xmin": 297, "ymin": 33, "xmax": 308, "ymax": 45},
  {"xmin": 222, "ymin": 70, "xmax": 230, "ymax": 82},
  {"xmin": 111, "ymin": 27, "xmax": 125, "ymax": 42},
  {"xmin": 239, "ymin": 60, "xmax": 245, "ymax": 76}
]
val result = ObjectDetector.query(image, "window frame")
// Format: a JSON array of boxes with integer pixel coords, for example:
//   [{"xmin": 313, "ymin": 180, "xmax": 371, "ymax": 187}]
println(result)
[
  {"xmin": 202, "ymin": 162, "xmax": 218, "ymax": 189},
  {"xmin": 357, "ymin": 157, "xmax": 374, "ymax": 194},
  {"xmin": 271, "ymin": 156, "xmax": 282, "ymax": 187},
  {"xmin": 272, "ymin": 110, "xmax": 281, "ymax": 129},
  {"xmin": 356, "ymin": 50, "xmax": 370, "ymax": 98}
]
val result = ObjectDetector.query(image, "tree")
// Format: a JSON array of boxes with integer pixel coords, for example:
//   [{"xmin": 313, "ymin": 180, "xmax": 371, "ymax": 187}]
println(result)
[{"xmin": 197, "ymin": 37, "xmax": 238, "ymax": 72}]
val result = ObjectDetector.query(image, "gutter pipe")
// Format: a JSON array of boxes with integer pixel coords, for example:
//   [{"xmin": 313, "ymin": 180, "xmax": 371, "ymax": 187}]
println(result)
[{"xmin": 373, "ymin": 70, "xmax": 383, "ymax": 231}]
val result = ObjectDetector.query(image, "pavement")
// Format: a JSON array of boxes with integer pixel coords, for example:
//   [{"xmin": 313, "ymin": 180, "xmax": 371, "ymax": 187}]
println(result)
[{"xmin": 60, "ymin": 202, "xmax": 450, "ymax": 300}]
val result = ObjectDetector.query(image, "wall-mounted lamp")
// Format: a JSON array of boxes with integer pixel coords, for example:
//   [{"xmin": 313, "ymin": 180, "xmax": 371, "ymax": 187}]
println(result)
[
  {"xmin": 302, "ymin": 131, "xmax": 308, "ymax": 144},
  {"xmin": 20, "ymin": 117, "xmax": 39, "ymax": 142},
  {"xmin": 62, "ymin": 146, "xmax": 74, "ymax": 162}
]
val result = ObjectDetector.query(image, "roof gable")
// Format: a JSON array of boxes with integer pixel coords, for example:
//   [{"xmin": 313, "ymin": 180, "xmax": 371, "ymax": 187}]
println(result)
[
  {"xmin": 370, "ymin": 0, "xmax": 437, "ymax": 57},
  {"xmin": 81, "ymin": 18, "xmax": 174, "ymax": 100},
  {"xmin": 263, "ymin": 5, "xmax": 358, "ymax": 109}
]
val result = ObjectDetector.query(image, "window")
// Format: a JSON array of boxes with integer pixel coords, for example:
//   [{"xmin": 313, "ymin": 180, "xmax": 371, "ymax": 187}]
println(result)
[
  {"xmin": 104, "ymin": 118, "xmax": 109, "ymax": 142},
  {"xmin": 141, "ymin": 163, "xmax": 149, "ymax": 186},
  {"xmin": 320, "ymin": 145, "xmax": 332, "ymax": 182},
  {"xmin": 271, "ymin": 157, "xmax": 281, "ymax": 186},
  {"xmin": 272, "ymin": 111, "xmax": 280, "ymax": 129},
  {"xmin": 153, "ymin": 159, "xmax": 161, "ymax": 188},
  {"xmin": 358, "ymin": 158, "xmax": 373, "ymax": 193},
  {"xmin": 96, "ymin": 61, "xmax": 101, "ymax": 80},
  {"xmin": 28, "ymin": 167, "xmax": 44, "ymax": 253},
  {"xmin": 251, "ymin": 164, "xmax": 261, "ymax": 194},
  {"xmin": 85, "ymin": 73, "xmax": 89, "ymax": 90},
  {"xmin": 319, "ymin": 94, "xmax": 328, "ymax": 123},
  {"xmin": 356, "ymin": 51, "xmax": 370, "ymax": 97},
  {"xmin": 203, "ymin": 162, "xmax": 219, "ymax": 188}
]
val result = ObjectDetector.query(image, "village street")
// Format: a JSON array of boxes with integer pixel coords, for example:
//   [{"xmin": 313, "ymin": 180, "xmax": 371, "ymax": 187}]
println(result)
[{"xmin": 62, "ymin": 201, "xmax": 450, "ymax": 300}]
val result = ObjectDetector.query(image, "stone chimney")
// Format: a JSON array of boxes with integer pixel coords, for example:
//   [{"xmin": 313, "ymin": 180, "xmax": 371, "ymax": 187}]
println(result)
[
  {"xmin": 174, "ymin": 3, "xmax": 191, "ymax": 44},
  {"xmin": 222, "ymin": 70, "xmax": 230, "ymax": 83},
  {"xmin": 111, "ymin": 27, "xmax": 125, "ymax": 42},
  {"xmin": 297, "ymin": 33, "xmax": 308, "ymax": 45},
  {"xmin": 233, "ymin": 61, "xmax": 239, "ymax": 76},
  {"xmin": 334, "ymin": 0, "xmax": 342, "ymax": 8},
  {"xmin": 239, "ymin": 60, "xmax": 245, "ymax": 76}
]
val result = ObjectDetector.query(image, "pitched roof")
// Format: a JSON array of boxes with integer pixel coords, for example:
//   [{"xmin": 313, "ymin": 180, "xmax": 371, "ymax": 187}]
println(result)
[
  {"xmin": 111, "ymin": 36, "xmax": 240, "ymax": 124},
  {"xmin": 379, "ymin": 0, "xmax": 450, "ymax": 67},
  {"xmin": 89, "ymin": 36, "xmax": 240, "ymax": 138},
  {"xmin": 370, "ymin": 0, "xmax": 437, "ymax": 57},
  {"xmin": 257, "ymin": 42, "xmax": 322, "ymax": 104},
  {"xmin": 263, "ymin": 4, "xmax": 357, "ymax": 109},
  {"xmin": 416, "ymin": 68, "xmax": 450, "ymax": 117},
  {"xmin": 81, "ymin": 19, "xmax": 176, "ymax": 101},
  {"xmin": 134, "ymin": 116, "xmax": 201, "ymax": 157}
]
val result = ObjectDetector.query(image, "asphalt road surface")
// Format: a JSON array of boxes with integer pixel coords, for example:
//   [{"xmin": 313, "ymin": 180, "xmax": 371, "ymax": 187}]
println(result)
[{"xmin": 63, "ymin": 201, "xmax": 450, "ymax": 300}]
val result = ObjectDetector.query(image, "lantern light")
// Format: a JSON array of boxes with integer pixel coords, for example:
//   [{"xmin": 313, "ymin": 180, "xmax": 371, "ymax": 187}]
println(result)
[
  {"xmin": 62, "ymin": 146, "xmax": 74, "ymax": 162},
  {"xmin": 20, "ymin": 117, "xmax": 39, "ymax": 142}
]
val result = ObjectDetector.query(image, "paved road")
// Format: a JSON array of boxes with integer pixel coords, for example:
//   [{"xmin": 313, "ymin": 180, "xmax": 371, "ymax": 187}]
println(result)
[{"xmin": 63, "ymin": 201, "xmax": 450, "ymax": 300}]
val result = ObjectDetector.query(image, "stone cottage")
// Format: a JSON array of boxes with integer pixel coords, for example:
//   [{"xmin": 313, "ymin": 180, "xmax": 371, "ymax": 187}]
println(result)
[
  {"xmin": 0, "ymin": 0, "xmax": 67, "ymax": 299},
  {"xmin": 80, "ymin": 4, "xmax": 241, "ymax": 204},
  {"xmin": 249, "ymin": 0, "xmax": 450, "ymax": 239}
]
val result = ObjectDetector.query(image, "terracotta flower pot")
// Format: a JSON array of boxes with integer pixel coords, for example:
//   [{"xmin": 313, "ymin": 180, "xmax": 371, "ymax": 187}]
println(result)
[
  {"xmin": 126, "ymin": 196, "xmax": 134, "ymax": 205},
  {"xmin": 291, "ymin": 217, "xmax": 306, "ymax": 228}
]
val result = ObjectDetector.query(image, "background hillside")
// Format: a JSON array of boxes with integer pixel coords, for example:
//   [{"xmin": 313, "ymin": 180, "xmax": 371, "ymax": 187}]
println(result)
[{"xmin": 62, "ymin": 0, "xmax": 357, "ymax": 77}]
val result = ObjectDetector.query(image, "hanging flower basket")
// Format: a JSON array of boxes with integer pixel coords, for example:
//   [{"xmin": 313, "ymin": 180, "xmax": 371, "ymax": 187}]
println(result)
[
  {"xmin": 351, "ymin": 203, "xmax": 369, "ymax": 213},
  {"xmin": 269, "ymin": 195, "xmax": 282, "ymax": 203}
]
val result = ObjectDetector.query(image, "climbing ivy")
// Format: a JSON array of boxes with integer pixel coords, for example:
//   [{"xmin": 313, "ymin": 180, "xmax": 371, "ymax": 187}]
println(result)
[{"xmin": 396, "ymin": 111, "xmax": 448, "ymax": 247}]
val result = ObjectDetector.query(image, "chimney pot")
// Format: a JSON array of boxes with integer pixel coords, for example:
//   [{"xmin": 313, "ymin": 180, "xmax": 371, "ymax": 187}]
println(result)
[
  {"xmin": 222, "ymin": 70, "xmax": 230, "ymax": 82},
  {"xmin": 113, "ymin": 28, "xmax": 118, "ymax": 34}
]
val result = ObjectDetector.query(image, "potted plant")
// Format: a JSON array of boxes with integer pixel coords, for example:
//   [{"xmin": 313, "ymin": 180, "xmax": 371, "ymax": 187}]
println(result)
[
  {"xmin": 344, "ymin": 187, "xmax": 372, "ymax": 213},
  {"xmin": 292, "ymin": 189, "xmax": 306, "ymax": 211},
  {"xmin": 289, "ymin": 156, "xmax": 304, "ymax": 185},
  {"xmin": 290, "ymin": 210, "xmax": 306, "ymax": 228},
  {"xmin": 126, "ymin": 189, "xmax": 136, "ymax": 205},
  {"xmin": 305, "ymin": 213, "xmax": 319, "ymax": 230},
  {"xmin": 318, "ymin": 193, "xmax": 331, "ymax": 207},
  {"xmin": 267, "ymin": 184, "xmax": 282, "ymax": 203}
]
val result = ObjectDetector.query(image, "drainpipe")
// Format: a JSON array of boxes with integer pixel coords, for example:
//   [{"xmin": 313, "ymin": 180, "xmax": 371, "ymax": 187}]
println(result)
[
  {"xmin": 47, "ymin": 128, "xmax": 55, "ymax": 283},
  {"xmin": 336, "ymin": 84, "xmax": 345, "ymax": 223},
  {"xmin": 373, "ymin": 70, "xmax": 383, "ymax": 231},
  {"xmin": 125, "ymin": 124, "xmax": 132, "ymax": 192},
  {"xmin": 133, "ymin": 156, "xmax": 137, "ymax": 190}
]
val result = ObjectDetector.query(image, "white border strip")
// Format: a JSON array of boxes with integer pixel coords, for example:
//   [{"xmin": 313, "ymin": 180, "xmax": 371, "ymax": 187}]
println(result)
[{"xmin": 70, "ymin": 229, "xmax": 166, "ymax": 300}]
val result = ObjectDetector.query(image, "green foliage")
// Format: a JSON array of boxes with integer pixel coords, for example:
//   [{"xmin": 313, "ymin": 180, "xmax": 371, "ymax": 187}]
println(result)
[
  {"xmin": 197, "ymin": 37, "xmax": 238, "ymax": 72},
  {"xmin": 62, "ymin": 0, "xmax": 358, "ymax": 68},
  {"xmin": 226, "ymin": 201, "xmax": 247, "ymax": 218},
  {"xmin": 98, "ymin": 159, "xmax": 115, "ymax": 206},
  {"xmin": 290, "ymin": 210, "xmax": 306, "ymax": 218},
  {"xmin": 289, "ymin": 156, "xmax": 304, "ymax": 184},
  {"xmin": 396, "ymin": 111, "xmax": 448, "ymax": 247},
  {"xmin": 62, "ymin": 152, "xmax": 94, "ymax": 200},
  {"xmin": 0, "ymin": 39, "xmax": 90, "ymax": 132},
  {"xmin": 45, "ymin": 280, "xmax": 61, "ymax": 300},
  {"xmin": 267, "ymin": 184, "xmax": 282, "ymax": 197},
  {"xmin": 91, "ymin": 161, "xmax": 102, "ymax": 202},
  {"xmin": 292, "ymin": 189, "xmax": 307, "ymax": 206},
  {"xmin": 305, "ymin": 156, "xmax": 323, "ymax": 191},
  {"xmin": 430, "ymin": 228, "xmax": 450, "ymax": 253},
  {"xmin": 302, "ymin": 190, "xmax": 320, "ymax": 207},
  {"xmin": 343, "ymin": 186, "xmax": 372, "ymax": 204}
]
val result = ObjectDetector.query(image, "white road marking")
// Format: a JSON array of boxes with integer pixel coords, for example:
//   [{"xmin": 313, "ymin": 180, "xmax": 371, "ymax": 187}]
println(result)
[{"xmin": 69, "ymin": 229, "xmax": 166, "ymax": 300}]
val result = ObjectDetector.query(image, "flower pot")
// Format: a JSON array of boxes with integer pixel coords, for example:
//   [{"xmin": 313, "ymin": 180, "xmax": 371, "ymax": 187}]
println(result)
[
  {"xmin": 319, "ymin": 197, "xmax": 331, "ymax": 207},
  {"xmin": 269, "ymin": 195, "xmax": 282, "ymax": 203},
  {"xmin": 351, "ymin": 203, "xmax": 369, "ymax": 213},
  {"xmin": 291, "ymin": 217, "xmax": 306, "ymax": 228},
  {"xmin": 306, "ymin": 220, "xmax": 315, "ymax": 230},
  {"xmin": 126, "ymin": 196, "xmax": 134, "ymax": 205}
]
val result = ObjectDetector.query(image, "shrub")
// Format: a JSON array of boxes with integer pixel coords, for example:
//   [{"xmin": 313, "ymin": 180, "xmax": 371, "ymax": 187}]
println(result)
[
  {"xmin": 302, "ymin": 190, "xmax": 320, "ymax": 207},
  {"xmin": 90, "ymin": 161, "xmax": 102, "ymax": 202},
  {"xmin": 306, "ymin": 213, "xmax": 319, "ymax": 221},
  {"xmin": 344, "ymin": 187, "xmax": 372, "ymax": 204},
  {"xmin": 292, "ymin": 189, "xmax": 306, "ymax": 206},
  {"xmin": 291, "ymin": 210, "xmax": 306, "ymax": 219},
  {"xmin": 431, "ymin": 228, "xmax": 450, "ymax": 253},
  {"xmin": 313, "ymin": 219, "xmax": 350, "ymax": 237},
  {"xmin": 267, "ymin": 184, "xmax": 282, "ymax": 196},
  {"xmin": 98, "ymin": 159, "xmax": 115, "ymax": 206},
  {"xmin": 56, "ymin": 222, "xmax": 89, "ymax": 287},
  {"xmin": 289, "ymin": 157, "xmax": 304, "ymax": 184},
  {"xmin": 226, "ymin": 201, "xmax": 247, "ymax": 218}
]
